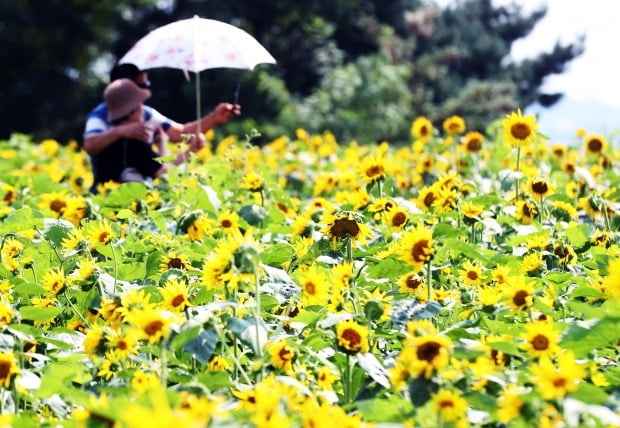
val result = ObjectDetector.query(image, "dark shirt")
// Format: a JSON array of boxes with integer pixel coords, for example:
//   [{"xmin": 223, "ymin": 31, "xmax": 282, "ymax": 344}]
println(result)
[{"xmin": 90, "ymin": 139, "xmax": 162, "ymax": 192}]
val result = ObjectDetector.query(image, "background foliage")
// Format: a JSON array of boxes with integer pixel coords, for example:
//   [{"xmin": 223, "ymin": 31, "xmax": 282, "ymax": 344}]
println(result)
[{"xmin": 0, "ymin": 0, "xmax": 583, "ymax": 144}]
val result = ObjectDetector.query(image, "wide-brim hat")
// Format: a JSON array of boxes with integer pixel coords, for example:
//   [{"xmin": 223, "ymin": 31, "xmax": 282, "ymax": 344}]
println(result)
[{"xmin": 104, "ymin": 78, "xmax": 151, "ymax": 122}]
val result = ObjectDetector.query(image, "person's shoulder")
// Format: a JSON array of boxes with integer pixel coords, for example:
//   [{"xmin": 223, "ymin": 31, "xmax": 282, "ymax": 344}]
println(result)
[{"xmin": 87, "ymin": 102, "xmax": 108, "ymax": 120}]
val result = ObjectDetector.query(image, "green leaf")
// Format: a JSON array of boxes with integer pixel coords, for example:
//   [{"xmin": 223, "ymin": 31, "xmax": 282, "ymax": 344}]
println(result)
[
  {"xmin": 36, "ymin": 360, "xmax": 91, "ymax": 399},
  {"xmin": 149, "ymin": 211, "xmax": 169, "ymax": 233},
  {"xmin": 260, "ymin": 242, "xmax": 294, "ymax": 266},
  {"xmin": 115, "ymin": 208, "xmax": 135, "ymax": 219},
  {"xmin": 561, "ymin": 318, "xmax": 620, "ymax": 357},
  {"xmin": 20, "ymin": 306, "xmax": 64, "ymax": 321},
  {"xmin": 197, "ymin": 371, "xmax": 231, "ymax": 391},
  {"xmin": 408, "ymin": 376, "xmax": 440, "ymax": 407},
  {"xmin": 571, "ymin": 382, "xmax": 610, "ymax": 405},
  {"xmin": 44, "ymin": 224, "xmax": 71, "ymax": 247},
  {"xmin": 0, "ymin": 207, "xmax": 45, "ymax": 234},
  {"xmin": 486, "ymin": 340, "xmax": 521, "ymax": 357},
  {"xmin": 365, "ymin": 257, "xmax": 409, "ymax": 280},
  {"xmin": 364, "ymin": 301, "xmax": 384, "ymax": 322},
  {"xmin": 238, "ymin": 204, "xmax": 268, "ymax": 226},
  {"xmin": 182, "ymin": 329, "xmax": 218, "ymax": 365},
  {"xmin": 570, "ymin": 286, "xmax": 605, "ymax": 299},
  {"xmin": 357, "ymin": 397, "xmax": 413, "ymax": 422},
  {"xmin": 159, "ymin": 268, "xmax": 186, "ymax": 286},
  {"xmin": 100, "ymin": 182, "xmax": 148, "ymax": 207},
  {"xmin": 564, "ymin": 224, "xmax": 590, "ymax": 248},
  {"xmin": 226, "ymin": 317, "xmax": 267, "ymax": 354},
  {"xmin": 433, "ymin": 223, "xmax": 466, "ymax": 239}
]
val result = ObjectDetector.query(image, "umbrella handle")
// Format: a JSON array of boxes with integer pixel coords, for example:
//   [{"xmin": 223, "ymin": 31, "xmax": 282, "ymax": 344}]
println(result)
[{"xmin": 233, "ymin": 82, "xmax": 240, "ymax": 105}]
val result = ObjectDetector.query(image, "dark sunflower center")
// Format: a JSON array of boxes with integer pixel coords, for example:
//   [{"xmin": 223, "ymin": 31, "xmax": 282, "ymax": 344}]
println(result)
[
  {"xmin": 552, "ymin": 377, "xmax": 567, "ymax": 388},
  {"xmin": 532, "ymin": 334, "xmax": 550, "ymax": 350},
  {"xmin": 305, "ymin": 282, "xmax": 316, "ymax": 295},
  {"xmin": 98, "ymin": 231, "xmax": 111, "ymax": 243},
  {"xmin": 0, "ymin": 361, "xmax": 10, "ymax": 379},
  {"xmin": 330, "ymin": 218, "xmax": 360, "ymax": 239},
  {"xmin": 171, "ymin": 295, "xmax": 185, "ymax": 307},
  {"xmin": 467, "ymin": 271, "xmax": 478, "ymax": 280},
  {"xmin": 406, "ymin": 276, "xmax": 422, "ymax": 290},
  {"xmin": 411, "ymin": 240, "xmax": 430, "ymax": 263},
  {"xmin": 168, "ymin": 258, "xmax": 183, "ymax": 269},
  {"xmin": 50, "ymin": 199, "xmax": 67, "ymax": 213},
  {"xmin": 392, "ymin": 212, "xmax": 407, "ymax": 227},
  {"xmin": 513, "ymin": 290, "xmax": 529, "ymax": 307},
  {"xmin": 420, "ymin": 125, "xmax": 429, "ymax": 136},
  {"xmin": 522, "ymin": 203, "xmax": 533, "ymax": 217},
  {"xmin": 423, "ymin": 193, "xmax": 436, "ymax": 208},
  {"xmin": 144, "ymin": 320, "xmax": 164, "ymax": 336},
  {"xmin": 511, "ymin": 123, "xmax": 531, "ymax": 140},
  {"xmin": 278, "ymin": 347, "xmax": 293, "ymax": 362},
  {"xmin": 342, "ymin": 329, "xmax": 361, "ymax": 348},
  {"xmin": 439, "ymin": 400, "xmax": 454, "ymax": 409},
  {"xmin": 416, "ymin": 341, "xmax": 441, "ymax": 362},
  {"xmin": 221, "ymin": 219, "xmax": 232, "ymax": 228},
  {"xmin": 531, "ymin": 181, "xmax": 548, "ymax": 195},
  {"xmin": 588, "ymin": 139, "xmax": 603, "ymax": 152},
  {"xmin": 467, "ymin": 138, "xmax": 482, "ymax": 152},
  {"xmin": 554, "ymin": 246, "xmax": 569, "ymax": 259},
  {"xmin": 366, "ymin": 165, "xmax": 384, "ymax": 178}
]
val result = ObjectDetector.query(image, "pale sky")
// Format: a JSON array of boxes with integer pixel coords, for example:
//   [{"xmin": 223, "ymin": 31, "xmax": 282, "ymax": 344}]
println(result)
[{"xmin": 508, "ymin": 0, "xmax": 620, "ymax": 108}]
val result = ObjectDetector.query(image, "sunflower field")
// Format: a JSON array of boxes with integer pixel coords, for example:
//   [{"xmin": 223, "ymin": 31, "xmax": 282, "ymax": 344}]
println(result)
[{"xmin": 0, "ymin": 110, "xmax": 619, "ymax": 428}]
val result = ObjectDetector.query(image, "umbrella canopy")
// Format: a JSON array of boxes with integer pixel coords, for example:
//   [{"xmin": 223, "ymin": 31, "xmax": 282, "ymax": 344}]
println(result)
[
  {"xmin": 119, "ymin": 15, "xmax": 276, "ymax": 134},
  {"xmin": 119, "ymin": 15, "xmax": 276, "ymax": 73}
]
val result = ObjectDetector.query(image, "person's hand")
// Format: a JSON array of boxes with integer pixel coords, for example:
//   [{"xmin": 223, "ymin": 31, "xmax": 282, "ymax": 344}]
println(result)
[
  {"xmin": 212, "ymin": 102, "xmax": 241, "ymax": 125},
  {"xmin": 188, "ymin": 132, "xmax": 207, "ymax": 153},
  {"xmin": 117, "ymin": 122, "xmax": 154, "ymax": 142}
]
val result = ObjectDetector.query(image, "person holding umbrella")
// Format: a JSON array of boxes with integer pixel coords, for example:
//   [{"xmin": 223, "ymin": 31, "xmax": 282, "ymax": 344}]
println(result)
[{"xmin": 82, "ymin": 62, "xmax": 240, "ymax": 161}]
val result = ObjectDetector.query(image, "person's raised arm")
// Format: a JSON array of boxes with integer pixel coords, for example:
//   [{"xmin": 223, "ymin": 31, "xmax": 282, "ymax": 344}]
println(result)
[
  {"xmin": 165, "ymin": 103, "xmax": 240, "ymax": 142},
  {"xmin": 83, "ymin": 122, "xmax": 153, "ymax": 156}
]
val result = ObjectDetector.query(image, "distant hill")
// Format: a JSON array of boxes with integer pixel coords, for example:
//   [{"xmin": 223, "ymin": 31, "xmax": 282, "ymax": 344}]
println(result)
[{"xmin": 526, "ymin": 97, "xmax": 620, "ymax": 145}]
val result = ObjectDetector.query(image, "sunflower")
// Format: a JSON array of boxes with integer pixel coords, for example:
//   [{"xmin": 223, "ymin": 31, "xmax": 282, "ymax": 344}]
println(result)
[
  {"xmin": 602, "ymin": 257, "xmax": 620, "ymax": 300},
  {"xmin": 367, "ymin": 197, "xmax": 396, "ymax": 214},
  {"xmin": 0, "ymin": 351, "xmax": 20, "ymax": 388},
  {"xmin": 520, "ymin": 320, "xmax": 560, "ymax": 358},
  {"xmin": 86, "ymin": 219, "xmax": 115, "ymax": 246},
  {"xmin": 530, "ymin": 351, "xmax": 585, "ymax": 399},
  {"xmin": 522, "ymin": 252, "xmax": 543, "ymax": 274},
  {"xmin": 431, "ymin": 389, "xmax": 468, "ymax": 423},
  {"xmin": 548, "ymin": 200, "xmax": 577, "ymax": 222},
  {"xmin": 358, "ymin": 155, "xmax": 387, "ymax": 184},
  {"xmin": 385, "ymin": 206, "xmax": 409, "ymax": 230},
  {"xmin": 550, "ymin": 143, "xmax": 567, "ymax": 158},
  {"xmin": 461, "ymin": 201, "xmax": 483, "ymax": 224},
  {"xmin": 442, "ymin": 115, "xmax": 466, "ymax": 135},
  {"xmin": 503, "ymin": 275, "xmax": 535, "ymax": 311},
  {"xmin": 208, "ymin": 356, "xmax": 230, "ymax": 372},
  {"xmin": 496, "ymin": 384, "xmax": 525, "ymax": 424},
  {"xmin": 397, "ymin": 273, "xmax": 426, "ymax": 295},
  {"xmin": 39, "ymin": 191, "xmax": 69, "ymax": 217},
  {"xmin": 131, "ymin": 370, "xmax": 160, "ymax": 394},
  {"xmin": 514, "ymin": 199, "xmax": 537, "ymax": 224},
  {"xmin": 216, "ymin": 210, "xmax": 241, "ymax": 235},
  {"xmin": 105, "ymin": 328, "xmax": 139, "ymax": 359},
  {"xmin": 316, "ymin": 366, "xmax": 340, "ymax": 390},
  {"xmin": 416, "ymin": 185, "xmax": 439, "ymax": 211},
  {"xmin": 97, "ymin": 350, "xmax": 123, "ymax": 380},
  {"xmin": 502, "ymin": 109, "xmax": 539, "ymax": 147},
  {"xmin": 411, "ymin": 116, "xmax": 434, "ymax": 142},
  {"xmin": 68, "ymin": 259, "xmax": 96, "ymax": 284},
  {"xmin": 127, "ymin": 308, "xmax": 174, "ymax": 344},
  {"xmin": 320, "ymin": 211, "xmax": 372, "ymax": 247},
  {"xmin": 399, "ymin": 333, "xmax": 452, "ymax": 378},
  {"xmin": 187, "ymin": 215, "xmax": 212, "ymax": 241},
  {"xmin": 159, "ymin": 251, "xmax": 192, "ymax": 273},
  {"xmin": 240, "ymin": 170, "xmax": 264, "ymax": 192},
  {"xmin": 553, "ymin": 243, "xmax": 577, "ymax": 266},
  {"xmin": 296, "ymin": 265, "xmax": 330, "ymax": 307},
  {"xmin": 42, "ymin": 266, "xmax": 65, "ymax": 296},
  {"xmin": 63, "ymin": 197, "xmax": 88, "ymax": 226},
  {"xmin": 0, "ymin": 183, "xmax": 17, "ymax": 205},
  {"xmin": 397, "ymin": 223, "xmax": 434, "ymax": 271},
  {"xmin": 159, "ymin": 277, "xmax": 192, "ymax": 312},
  {"xmin": 266, "ymin": 340, "xmax": 295, "ymax": 370},
  {"xmin": 458, "ymin": 260, "xmax": 485, "ymax": 286},
  {"xmin": 584, "ymin": 133, "xmax": 607, "ymax": 156},
  {"xmin": 0, "ymin": 301, "xmax": 13, "ymax": 327},
  {"xmin": 336, "ymin": 319, "xmax": 369, "ymax": 354},
  {"xmin": 527, "ymin": 176, "xmax": 554, "ymax": 199}
]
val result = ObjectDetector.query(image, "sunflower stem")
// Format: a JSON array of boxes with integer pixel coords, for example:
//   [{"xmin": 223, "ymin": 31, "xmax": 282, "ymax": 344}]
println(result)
[
  {"xmin": 160, "ymin": 339, "xmax": 167, "ymax": 388},
  {"xmin": 345, "ymin": 237, "xmax": 353, "ymax": 265},
  {"xmin": 253, "ymin": 269, "xmax": 263, "ymax": 359},
  {"xmin": 344, "ymin": 353, "xmax": 352, "ymax": 404},
  {"xmin": 426, "ymin": 260, "xmax": 433, "ymax": 302},
  {"xmin": 602, "ymin": 200, "xmax": 612, "ymax": 232},
  {"xmin": 515, "ymin": 146, "xmax": 521, "ymax": 200},
  {"xmin": 64, "ymin": 290, "xmax": 90, "ymax": 328},
  {"xmin": 109, "ymin": 243, "xmax": 118, "ymax": 292}
]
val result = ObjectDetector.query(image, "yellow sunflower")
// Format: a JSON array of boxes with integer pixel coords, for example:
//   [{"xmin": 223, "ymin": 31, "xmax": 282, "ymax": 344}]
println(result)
[
  {"xmin": 514, "ymin": 199, "xmax": 537, "ymax": 224},
  {"xmin": 85, "ymin": 219, "xmax": 115, "ymax": 246},
  {"xmin": 216, "ymin": 210, "xmax": 241, "ymax": 235},
  {"xmin": 159, "ymin": 251, "xmax": 192, "ymax": 273},
  {"xmin": 397, "ymin": 223, "xmax": 434, "ymax": 272},
  {"xmin": 530, "ymin": 351, "xmax": 585, "ymax": 399},
  {"xmin": 320, "ymin": 211, "xmax": 372, "ymax": 247},
  {"xmin": 0, "ymin": 352, "xmax": 20, "ymax": 388},
  {"xmin": 432, "ymin": 389, "xmax": 468, "ymax": 423},
  {"xmin": 240, "ymin": 170, "xmax": 264, "ymax": 192},
  {"xmin": 159, "ymin": 278, "xmax": 192, "ymax": 312},
  {"xmin": 458, "ymin": 260, "xmax": 485, "ymax": 286},
  {"xmin": 296, "ymin": 265, "xmax": 330, "ymax": 306},
  {"xmin": 127, "ymin": 308, "xmax": 175, "ymax": 344},
  {"xmin": 520, "ymin": 320, "xmax": 560, "ymax": 358},
  {"xmin": 266, "ymin": 340, "xmax": 295, "ymax": 370},
  {"xmin": 42, "ymin": 266, "xmax": 65, "ymax": 296},
  {"xmin": 502, "ymin": 109, "xmax": 538, "ymax": 147},
  {"xmin": 336, "ymin": 319, "xmax": 369, "ymax": 354},
  {"xmin": 358, "ymin": 155, "xmax": 387, "ymax": 184},
  {"xmin": 399, "ymin": 333, "xmax": 452, "ymax": 378},
  {"xmin": 503, "ymin": 275, "xmax": 535, "ymax": 311},
  {"xmin": 442, "ymin": 115, "xmax": 466, "ymax": 135},
  {"xmin": 584, "ymin": 133, "xmax": 607, "ymax": 156},
  {"xmin": 385, "ymin": 206, "xmax": 409, "ymax": 230},
  {"xmin": 527, "ymin": 176, "xmax": 554, "ymax": 200},
  {"xmin": 410, "ymin": 116, "xmax": 434, "ymax": 142}
]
